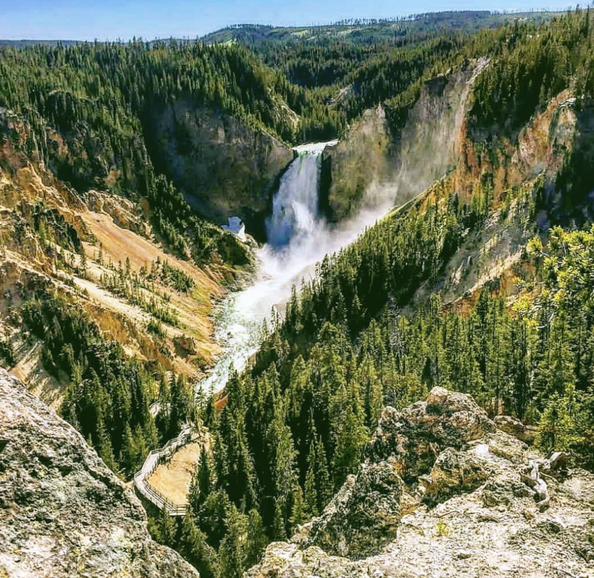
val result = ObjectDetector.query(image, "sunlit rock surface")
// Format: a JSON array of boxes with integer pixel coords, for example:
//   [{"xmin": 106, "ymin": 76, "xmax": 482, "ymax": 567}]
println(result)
[
  {"xmin": 320, "ymin": 59, "xmax": 488, "ymax": 222},
  {"xmin": 146, "ymin": 101, "xmax": 294, "ymax": 235},
  {"xmin": 247, "ymin": 387, "xmax": 594, "ymax": 577},
  {"xmin": 0, "ymin": 369, "xmax": 199, "ymax": 578}
]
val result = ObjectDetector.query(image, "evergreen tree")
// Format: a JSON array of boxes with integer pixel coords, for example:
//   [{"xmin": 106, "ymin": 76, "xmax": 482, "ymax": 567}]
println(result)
[
  {"xmin": 331, "ymin": 382, "xmax": 368, "ymax": 488},
  {"xmin": 179, "ymin": 516, "xmax": 220, "ymax": 578},
  {"xmin": 218, "ymin": 506, "xmax": 249, "ymax": 578}
]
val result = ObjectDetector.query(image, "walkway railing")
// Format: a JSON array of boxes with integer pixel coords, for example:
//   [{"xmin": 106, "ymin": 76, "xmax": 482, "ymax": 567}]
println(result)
[{"xmin": 133, "ymin": 425, "xmax": 193, "ymax": 516}]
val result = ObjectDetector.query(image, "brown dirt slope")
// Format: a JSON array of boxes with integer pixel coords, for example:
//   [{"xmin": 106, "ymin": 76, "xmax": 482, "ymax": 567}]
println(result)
[{"xmin": 0, "ymin": 128, "xmax": 227, "ymax": 405}]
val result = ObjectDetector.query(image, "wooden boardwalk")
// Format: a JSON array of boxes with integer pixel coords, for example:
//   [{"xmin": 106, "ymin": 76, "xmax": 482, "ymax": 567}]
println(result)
[{"xmin": 133, "ymin": 425, "xmax": 193, "ymax": 516}]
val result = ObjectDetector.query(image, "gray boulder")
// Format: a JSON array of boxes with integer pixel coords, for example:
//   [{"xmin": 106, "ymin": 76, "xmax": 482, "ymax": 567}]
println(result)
[
  {"xmin": 367, "ymin": 387, "xmax": 495, "ymax": 482},
  {"xmin": 424, "ymin": 447, "xmax": 493, "ymax": 501},
  {"xmin": 304, "ymin": 461, "xmax": 404, "ymax": 558},
  {"xmin": 494, "ymin": 415, "xmax": 537, "ymax": 444},
  {"xmin": 0, "ymin": 369, "xmax": 199, "ymax": 578}
]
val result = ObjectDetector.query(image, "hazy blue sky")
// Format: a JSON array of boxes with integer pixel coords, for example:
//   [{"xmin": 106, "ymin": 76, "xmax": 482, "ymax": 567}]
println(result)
[{"xmin": 0, "ymin": 0, "xmax": 576, "ymax": 41}]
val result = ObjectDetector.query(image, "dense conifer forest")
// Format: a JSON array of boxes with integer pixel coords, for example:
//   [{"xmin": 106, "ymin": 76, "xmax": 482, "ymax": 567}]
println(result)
[
  {"xmin": 3, "ymin": 8, "xmax": 594, "ymax": 578},
  {"xmin": 146, "ymin": 10, "xmax": 594, "ymax": 577}
]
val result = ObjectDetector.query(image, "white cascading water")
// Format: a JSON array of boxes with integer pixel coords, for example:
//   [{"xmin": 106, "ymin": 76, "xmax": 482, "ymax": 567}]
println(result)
[
  {"xmin": 266, "ymin": 142, "xmax": 328, "ymax": 248},
  {"xmin": 196, "ymin": 140, "xmax": 392, "ymax": 395}
]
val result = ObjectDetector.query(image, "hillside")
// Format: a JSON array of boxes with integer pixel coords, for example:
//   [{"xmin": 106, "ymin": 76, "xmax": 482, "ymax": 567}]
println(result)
[
  {"xmin": 0, "ymin": 106, "xmax": 229, "ymax": 383},
  {"xmin": 2, "ymin": 7, "xmax": 594, "ymax": 578},
  {"xmin": 202, "ymin": 11, "xmax": 557, "ymax": 46}
]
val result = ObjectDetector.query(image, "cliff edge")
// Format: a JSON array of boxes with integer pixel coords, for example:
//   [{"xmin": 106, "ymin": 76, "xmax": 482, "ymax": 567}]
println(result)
[
  {"xmin": 247, "ymin": 388, "xmax": 594, "ymax": 578},
  {"xmin": 0, "ymin": 369, "xmax": 199, "ymax": 578}
]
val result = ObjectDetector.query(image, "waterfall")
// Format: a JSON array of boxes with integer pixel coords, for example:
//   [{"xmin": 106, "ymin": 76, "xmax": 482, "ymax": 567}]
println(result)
[
  {"xmin": 266, "ymin": 143, "xmax": 330, "ymax": 248},
  {"xmin": 196, "ymin": 139, "xmax": 392, "ymax": 396}
]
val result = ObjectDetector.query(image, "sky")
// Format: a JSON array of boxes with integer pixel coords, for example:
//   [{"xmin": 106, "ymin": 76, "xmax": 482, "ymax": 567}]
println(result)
[{"xmin": 0, "ymin": 0, "xmax": 576, "ymax": 41}]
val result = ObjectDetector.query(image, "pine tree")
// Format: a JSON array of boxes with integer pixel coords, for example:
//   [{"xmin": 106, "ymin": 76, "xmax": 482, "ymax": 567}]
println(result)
[
  {"xmin": 304, "ymin": 429, "xmax": 332, "ymax": 517},
  {"xmin": 289, "ymin": 484, "xmax": 305, "ymax": 533},
  {"xmin": 228, "ymin": 412, "xmax": 259, "ymax": 511},
  {"xmin": 158, "ymin": 508, "xmax": 178, "ymax": 546},
  {"xmin": 218, "ymin": 506, "xmax": 248, "ymax": 578},
  {"xmin": 80, "ymin": 248, "xmax": 88, "ymax": 276},
  {"xmin": 357, "ymin": 354, "xmax": 383, "ymax": 428},
  {"xmin": 169, "ymin": 374, "xmax": 191, "ymax": 437},
  {"xmin": 120, "ymin": 423, "xmax": 137, "ymax": 473},
  {"xmin": 268, "ymin": 401, "xmax": 297, "ymax": 512},
  {"xmin": 331, "ymin": 382, "xmax": 368, "ymax": 488},
  {"xmin": 537, "ymin": 393, "xmax": 576, "ymax": 452},
  {"xmin": 180, "ymin": 516, "xmax": 220, "ymax": 578},
  {"xmin": 272, "ymin": 499, "xmax": 287, "ymax": 541},
  {"xmin": 189, "ymin": 447, "xmax": 214, "ymax": 514},
  {"xmin": 303, "ymin": 441, "xmax": 319, "ymax": 518},
  {"xmin": 96, "ymin": 414, "xmax": 118, "ymax": 472},
  {"xmin": 246, "ymin": 509, "xmax": 268, "ymax": 567}
]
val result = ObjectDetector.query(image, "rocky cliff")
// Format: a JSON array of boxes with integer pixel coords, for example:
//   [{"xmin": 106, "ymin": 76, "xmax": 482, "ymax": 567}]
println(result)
[
  {"xmin": 320, "ymin": 60, "xmax": 488, "ymax": 222},
  {"xmin": 145, "ymin": 101, "xmax": 294, "ymax": 238},
  {"xmin": 247, "ymin": 388, "xmax": 594, "ymax": 578},
  {"xmin": 0, "ymin": 368, "xmax": 199, "ymax": 578}
]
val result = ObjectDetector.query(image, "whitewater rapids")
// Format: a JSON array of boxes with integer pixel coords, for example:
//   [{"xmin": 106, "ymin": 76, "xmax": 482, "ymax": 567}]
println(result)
[{"xmin": 196, "ymin": 140, "xmax": 393, "ymax": 395}]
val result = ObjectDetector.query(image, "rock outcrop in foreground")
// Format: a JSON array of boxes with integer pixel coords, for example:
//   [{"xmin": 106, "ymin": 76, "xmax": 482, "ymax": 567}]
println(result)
[
  {"xmin": 247, "ymin": 388, "xmax": 594, "ymax": 578},
  {"xmin": 0, "ymin": 369, "xmax": 198, "ymax": 578}
]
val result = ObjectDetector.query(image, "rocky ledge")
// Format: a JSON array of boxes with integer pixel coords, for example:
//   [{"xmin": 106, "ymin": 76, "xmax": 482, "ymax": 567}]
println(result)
[
  {"xmin": 247, "ymin": 387, "xmax": 594, "ymax": 578},
  {"xmin": 0, "ymin": 369, "xmax": 198, "ymax": 578}
]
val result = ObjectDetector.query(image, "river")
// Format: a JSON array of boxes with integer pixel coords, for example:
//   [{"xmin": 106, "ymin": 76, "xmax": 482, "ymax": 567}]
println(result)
[{"xmin": 195, "ymin": 140, "xmax": 392, "ymax": 396}]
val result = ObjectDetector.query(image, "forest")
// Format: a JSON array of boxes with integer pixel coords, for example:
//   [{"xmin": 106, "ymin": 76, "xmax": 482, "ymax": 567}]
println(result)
[
  {"xmin": 146, "ymin": 10, "xmax": 594, "ymax": 577},
  {"xmin": 3, "ymin": 7, "xmax": 594, "ymax": 578}
]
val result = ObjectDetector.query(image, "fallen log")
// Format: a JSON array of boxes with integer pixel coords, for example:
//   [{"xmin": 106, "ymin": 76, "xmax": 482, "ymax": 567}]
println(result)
[{"xmin": 520, "ymin": 452, "xmax": 567, "ymax": 511}]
